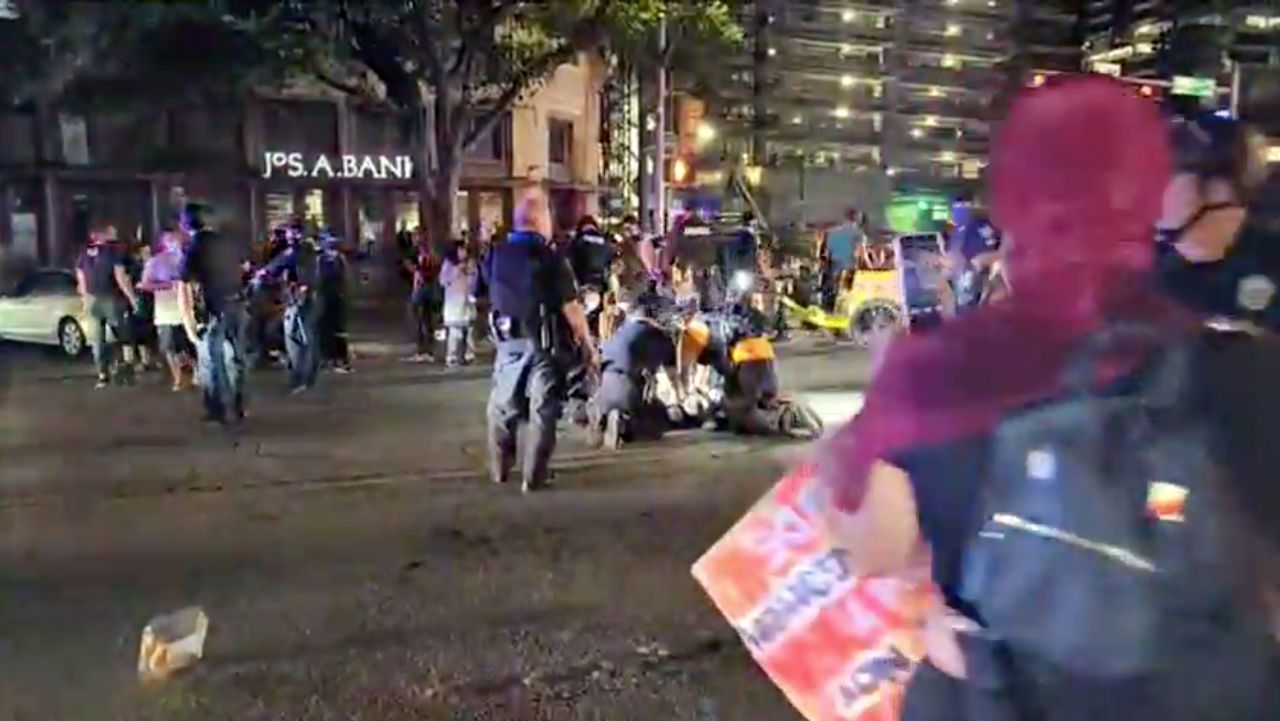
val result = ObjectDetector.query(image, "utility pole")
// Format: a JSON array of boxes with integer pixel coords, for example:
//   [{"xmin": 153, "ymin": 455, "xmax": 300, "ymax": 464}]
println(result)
[{"xmin": 653, "ymin": 15, "xmax": 668, "ymax": 236}]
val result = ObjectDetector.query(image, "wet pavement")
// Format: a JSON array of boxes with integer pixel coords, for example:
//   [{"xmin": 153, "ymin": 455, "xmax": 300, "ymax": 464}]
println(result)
[{"xmin": 0, "ymin": 341, "xmax": 870, "ymax": 721}]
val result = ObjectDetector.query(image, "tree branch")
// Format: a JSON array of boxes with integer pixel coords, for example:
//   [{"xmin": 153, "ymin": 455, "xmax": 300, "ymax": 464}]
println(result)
[{"xmin": 461, "ymin": 42, "xmax": 578, "ymax": 151}]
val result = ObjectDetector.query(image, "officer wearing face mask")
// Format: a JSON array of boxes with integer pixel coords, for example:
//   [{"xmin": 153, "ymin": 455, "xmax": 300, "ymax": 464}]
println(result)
[{"xmin": 1155, "ymin": 112, "xmax": 1276, "ymax": 332}]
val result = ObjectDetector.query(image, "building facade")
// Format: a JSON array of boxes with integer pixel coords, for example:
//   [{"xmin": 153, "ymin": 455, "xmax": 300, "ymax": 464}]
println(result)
[
  {"xmin": 0, "ymin": 56, "xmax": 605, "ymax": 271},
  {"xmin": 708, "ymin": 0, "xmax": 1080, "ymax": 204}
]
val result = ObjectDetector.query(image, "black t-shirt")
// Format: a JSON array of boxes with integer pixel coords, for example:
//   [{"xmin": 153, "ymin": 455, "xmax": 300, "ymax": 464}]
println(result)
[
  {"xmin": 476, "ymin": 231, "xmax": 577, "ymax": 340},
  {"xmin": 569, "ymin": 230, "xmax": 615, "ymax": 289},
  {"xmin": 181, "ymin": 230, "xmax": 245, "ymax": 314},
  {"xmin": 1158, "ymin": 223, "xmax": 1280, "ymax": 331},
  {"xmin": 602, "ymin": 318, "xmax": 676, "ymax": 375},
  {"xmin": 76, "ymin": 245, "xmax": 123, "ymax": 298}
]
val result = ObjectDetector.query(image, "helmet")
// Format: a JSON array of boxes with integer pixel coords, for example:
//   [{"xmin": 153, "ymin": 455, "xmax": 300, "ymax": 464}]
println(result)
[{"xmin": 1170, "ymin": 112, "xmax": 1269, "ymax": 200}]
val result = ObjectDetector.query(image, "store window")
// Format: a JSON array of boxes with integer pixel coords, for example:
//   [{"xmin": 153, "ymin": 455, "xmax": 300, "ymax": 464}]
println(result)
[
  {"xmin": 302, "ymin": 190, "xmax": 325, "ymax": 226},
  {"xmin": 0, "ymin": 111, "xmax": 36, "ymax": 164},
  {"xmin": 467, "ymin": 115, "xmax": 509, "ymax": 162},
  {"xmin": 548, "ymin": 118, "xmax": 573, "ymax": 165},
  {"xmin": 478, "ymin": 191, "xmax": 504, "ymax": 241}
]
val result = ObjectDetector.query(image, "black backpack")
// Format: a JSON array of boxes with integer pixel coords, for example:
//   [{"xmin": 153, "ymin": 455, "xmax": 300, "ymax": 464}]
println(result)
[{"xmin": 961, "ymin": 324, "xmax": 1275, "ymax": 718}]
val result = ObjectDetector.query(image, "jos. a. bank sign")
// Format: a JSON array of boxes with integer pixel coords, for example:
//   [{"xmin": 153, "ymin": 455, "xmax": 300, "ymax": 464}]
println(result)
[{"xmin": 262, "ymin": 152, "xmax": 415, "ymax": 181}]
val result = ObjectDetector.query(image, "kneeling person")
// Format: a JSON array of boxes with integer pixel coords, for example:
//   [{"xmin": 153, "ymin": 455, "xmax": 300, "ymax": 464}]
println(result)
[{"xmin": 589, "ymin": 297, "xmax": 677, "ymax": 450}]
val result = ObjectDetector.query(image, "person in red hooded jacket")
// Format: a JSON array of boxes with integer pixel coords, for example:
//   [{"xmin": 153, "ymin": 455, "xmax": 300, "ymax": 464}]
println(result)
[{"xmin": 816, "ymin": 76, "xmax": 1280, "ymax": 721}]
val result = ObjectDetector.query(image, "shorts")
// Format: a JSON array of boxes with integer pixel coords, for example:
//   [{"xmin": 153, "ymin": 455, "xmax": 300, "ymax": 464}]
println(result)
[{"xmin": 157, "ymin": 324, "xmax": 190, "ymax": 355}]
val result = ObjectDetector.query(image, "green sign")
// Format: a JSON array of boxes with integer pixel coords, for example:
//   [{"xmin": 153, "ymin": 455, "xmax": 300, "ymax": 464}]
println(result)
[{"xmin": 1172, "ymin": 75, "xmax": 1216, "ymax": 98}]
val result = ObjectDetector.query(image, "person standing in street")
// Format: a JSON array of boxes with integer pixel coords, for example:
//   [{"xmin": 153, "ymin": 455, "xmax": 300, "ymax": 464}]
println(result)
[
  {"xmin": 316, "ymin": 230, "xmax": 353, "ymax": 373},
  {"xmin": 177, "ymin": 204, "xmax": 249, "ymax": 427},
  {"xmin": 405, "ymin": 233, "xmax": 442, "ymax": 363},
  {"xmin": 439, "ymin": 240, "xmax": 477, "ymax": 368},
  {"xmin": 474, "ymin": 187, "xmax": 596, "ymax": 492},
  {"xmin": 139, "ymin": 230, "xmax": 191, "ymax": 391},
  {"xmin": 75, "ymin": 225, "xmax": 140, "ymax": 389},
  {"xmin": 258, "ymin": 225, "xmax": 320, "ymax": 393},
  {"xmin": 823, "ymin": 209, "xmax": 865, "ymax": 311}
]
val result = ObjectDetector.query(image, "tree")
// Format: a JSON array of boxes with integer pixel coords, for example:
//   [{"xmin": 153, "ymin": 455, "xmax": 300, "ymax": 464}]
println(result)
[{"xmin": 250, "ymin": 0, "xmax": 740, "ymax": 243}]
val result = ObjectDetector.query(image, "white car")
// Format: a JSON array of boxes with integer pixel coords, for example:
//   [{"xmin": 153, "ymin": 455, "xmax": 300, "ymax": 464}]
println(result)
[{"xmin": 0, "ymin": 269, "xmax": 90, "ymax": 357}]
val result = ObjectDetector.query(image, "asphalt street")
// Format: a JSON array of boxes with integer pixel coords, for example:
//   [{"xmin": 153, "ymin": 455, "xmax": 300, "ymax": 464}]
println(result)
[{"xmin": 0, "ymin": 340, "xmax": 871, "ymax": 721}]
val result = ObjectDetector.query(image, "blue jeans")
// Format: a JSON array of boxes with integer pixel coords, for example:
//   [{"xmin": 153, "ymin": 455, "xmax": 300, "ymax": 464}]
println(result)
[
  {"xmin": 87, "ymin": 295, "xmax": 130, "ymax": 379},
  {"xmin": 195, "ymin": 302, "xmax": 247, "ymax": 423},
  {"xmin": 283, "ymin": 298, "xmax": 318, "ymax": 390}
]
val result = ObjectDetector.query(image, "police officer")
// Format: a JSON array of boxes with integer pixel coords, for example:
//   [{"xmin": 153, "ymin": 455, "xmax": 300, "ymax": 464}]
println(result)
[
  {"xmin": 588, "ymin": 292, "xmax": 677, "ymax": 450},
  {"xmin": 474, "ymin": 188, "xmax": 596, "ymax": 492},
  {"xmin": 178, "ymin": 204, "xmax": 250, "ymax": 426},
  {"xmin": 1156, "ymin": 112, "xmax": 1275, "ymax": 332}
]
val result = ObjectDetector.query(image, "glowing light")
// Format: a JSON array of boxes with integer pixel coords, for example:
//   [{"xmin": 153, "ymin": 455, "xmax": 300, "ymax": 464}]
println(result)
[
  {"xmin": 928, "ymin": 86, "xmax": 945, "ymax": 97},
  {"xmin": 886, "ymin": 167, "xmax": 897, "ymax": 176},
  {"xmin": 841, "ymin": 75, "xmax": 855, "ymax": 88},
  {"xmin": 945, "ymin": 24, "xmax": 962, "ymax": 37},
  {"xmin": 672, "ymin": 157, "xmax": 690, "ymax": 183},
  {"xmin": 1139, "ymin": 85, "xmax": 1154, "ymax": 97},
  {"xmin": 834, "ymin": 106, "xmax": 850, "ymax": 119},
  {"xmin": 941, "ymin": 54, "xmax": 961, "ymax": 69},
  {"xmin": 842, "ymin": 9, "xmax": 856, "ymax": 22},
  {"xmin": 695, "ymin": 122, "xmax": 716, "ymax": 143},
  {"xmin": 923, "ymin": 115, "xmax": 938, "ymax": 126},
  {"xmin": 792, "ymin": 115, "xmax": 803, "ymax": 124},
  {"xmin": 767, "ymin": 47, "xmax": 777, "ymax": 57},
  {"xmin": 938, "ymin": 151, "xmax": 957, "ymax": 163},
  {"xmin": 1030, "ymin": 73, "xmax": 1047, "ymax": 87},
  {"xmin": 911, "ymin": 128, "xmax": 924, "ymax": 138}
]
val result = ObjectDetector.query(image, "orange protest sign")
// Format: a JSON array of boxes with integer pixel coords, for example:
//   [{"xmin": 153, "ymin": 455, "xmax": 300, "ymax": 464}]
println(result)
[{"xmin": 692, "ymin": 463, "xmax": 938, "ymax": 721}]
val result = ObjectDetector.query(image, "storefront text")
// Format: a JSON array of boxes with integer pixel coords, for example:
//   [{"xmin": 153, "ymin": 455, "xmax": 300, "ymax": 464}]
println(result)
[{"xmin": 262, "ymin": 152, "xmax": 415, "ymax": 181}]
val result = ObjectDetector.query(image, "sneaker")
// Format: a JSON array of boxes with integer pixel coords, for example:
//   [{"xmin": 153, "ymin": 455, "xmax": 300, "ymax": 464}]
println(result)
[
  {"xmin": 94, "ymin": 376, "xmax": 109, "ymax": 390},
  {"xmin": 402, "ymin": 353, "xmax": 434, "ymax": 364},
  {"xmin": 521, "ymin": 478, "xmax": 550, "ymax": 494},
  {"xmin": 603, "ymin": 410, "xmax": 624, "ymax": 451},
  {"xmin": 290, "ymin": 385, "xmax": 310, "ymax": 396}
]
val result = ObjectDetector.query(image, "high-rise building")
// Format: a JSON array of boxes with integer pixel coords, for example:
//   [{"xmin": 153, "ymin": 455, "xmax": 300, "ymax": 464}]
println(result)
[
  {"xmin": 1082, "ymin": 2, "xmax": 1278, "ymax": 81},
  {"xmin": 706, "ymin": 0, "xmax": 1080, "ymax": 202}
]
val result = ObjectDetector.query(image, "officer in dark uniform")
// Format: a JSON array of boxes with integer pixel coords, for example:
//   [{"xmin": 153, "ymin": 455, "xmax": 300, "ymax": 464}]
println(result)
[
  {"xmin": 1156, "ymin": 112, "xmax": 1276, "ymax": 332},
  {"xmin": 588, "ymin": 292, "xmax": 677, "ymax": 450},
  {"xmin": 473, "ymin": 189, "xmax": 596, "ymax": 492}
]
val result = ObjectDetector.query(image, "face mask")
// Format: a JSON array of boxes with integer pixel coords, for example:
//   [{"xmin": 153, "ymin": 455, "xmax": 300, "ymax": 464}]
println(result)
[{"xmin": 1155, "ymin": 201, "xmax": 1240, "ymax": 245}]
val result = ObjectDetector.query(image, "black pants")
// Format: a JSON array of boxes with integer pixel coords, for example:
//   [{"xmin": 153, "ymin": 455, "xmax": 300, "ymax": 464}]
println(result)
[
  {"xmin": 593, "ymin": 369, "xmax": 666, "ymax": 440},
  {"xmin": 411, "ymin": 299, "xmax": 438, "ymax": 355},
  {"xmin": 318, "ymin": 293, "xmax": 349, "ymax": 364}
]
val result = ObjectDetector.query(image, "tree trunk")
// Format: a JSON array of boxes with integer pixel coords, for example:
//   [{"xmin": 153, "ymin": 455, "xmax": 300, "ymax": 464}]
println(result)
[{"xmin": 422, "ymin": 149, "xmax": 462, "ymax": 252}]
